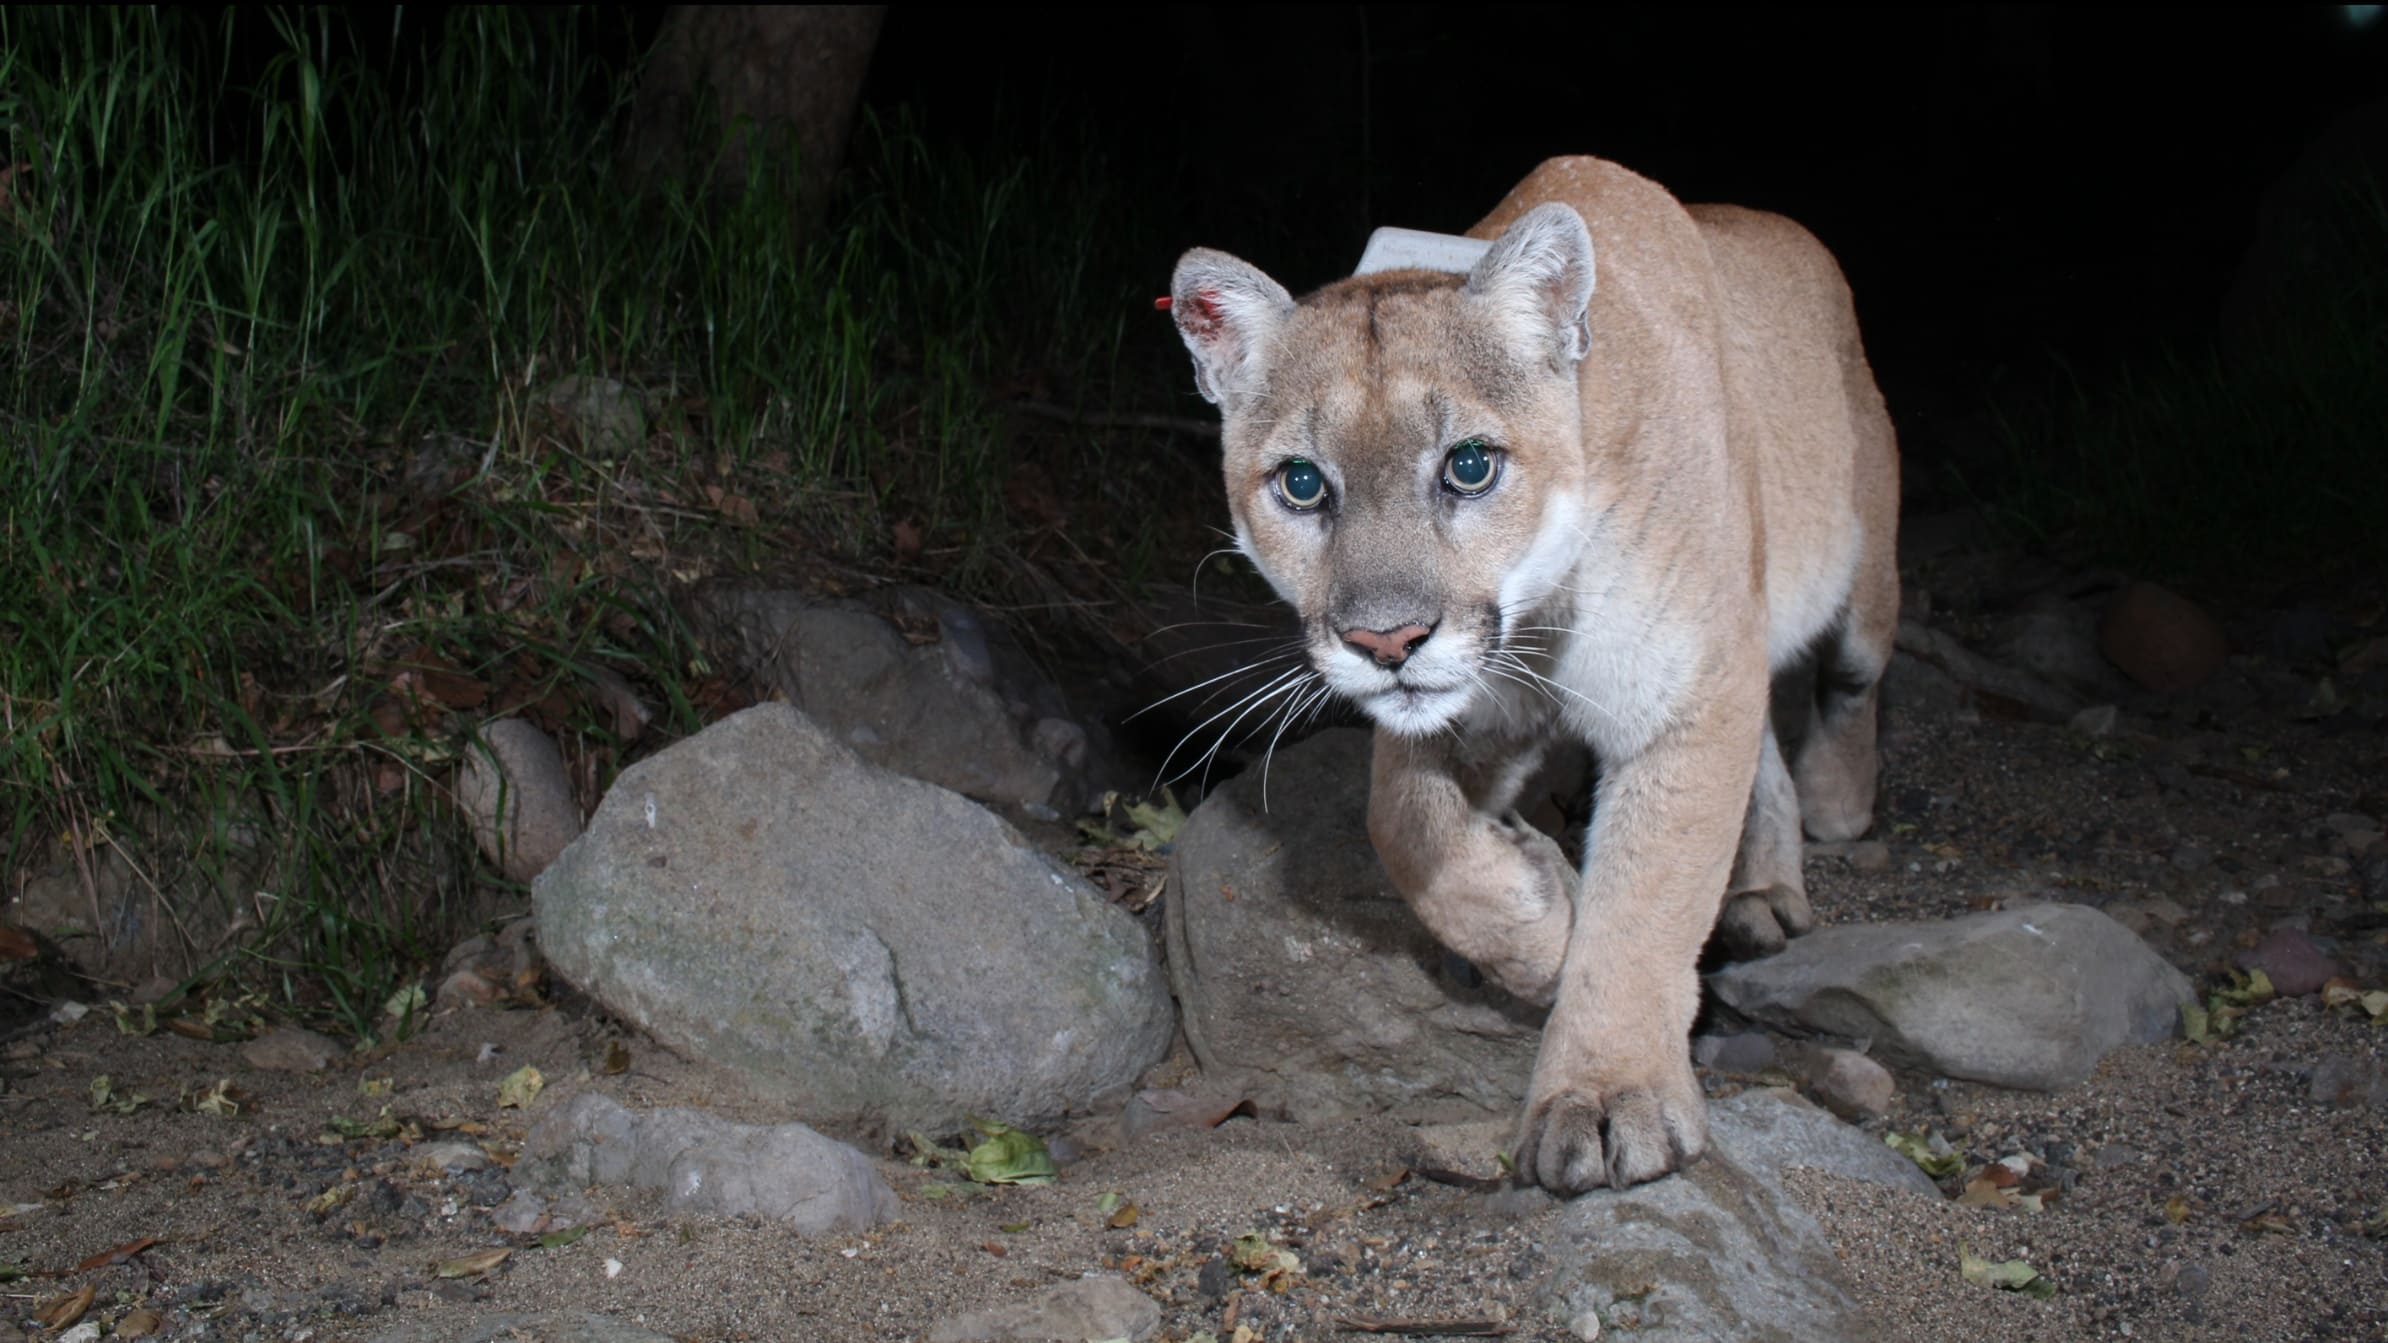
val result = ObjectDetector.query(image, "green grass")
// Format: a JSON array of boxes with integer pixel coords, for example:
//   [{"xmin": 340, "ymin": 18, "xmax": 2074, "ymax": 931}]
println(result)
[
  {"xmin": 1972, "ymin": 176, "xmax": 2388, "ymax": 582},
  {"xmin": 0, "ymin": 7, "xmax": 1152, "ymax": 1036}
]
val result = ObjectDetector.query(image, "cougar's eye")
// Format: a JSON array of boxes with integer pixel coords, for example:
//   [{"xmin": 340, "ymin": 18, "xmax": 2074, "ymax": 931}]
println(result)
[
  {"xmin": 1274, "ymin": 457, "xmax": 1328, "ymax": 511},
  {"xmin": 1443, "ymin": 439, "xmax": 1499, "ymax": 495}
]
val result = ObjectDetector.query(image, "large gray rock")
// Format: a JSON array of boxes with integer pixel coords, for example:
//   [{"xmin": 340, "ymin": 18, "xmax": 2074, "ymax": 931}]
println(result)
[
  {"xmin": 1705, "ymin": 1087, "xmax": 1938, "ymax": 1197},
  {"xmin": 696, "ymin": 585, "xmax": 1120, "ymax": 813},
  {"xmin": 1528, "ymin": 1089, "xmax": 1932, "ymax": 1341},
  {"xmin": 534, "ymin": 704, "xmax": 1174, "ymax": 1134},
  {"xmin": 1165, "ymin": 729, "xmax": 1542, "ymax": 1123},
  {"xmin": 521, "ymin": 1093, "xmax": 896, "ymax": 1233},
  {"xmin": 1707, "ymin": 903, "xmax": 2191, "ymax": 1090},
  {"xmin": 1538, "ymin": 1141, "xmax": 1880, "ymax": 1342}
]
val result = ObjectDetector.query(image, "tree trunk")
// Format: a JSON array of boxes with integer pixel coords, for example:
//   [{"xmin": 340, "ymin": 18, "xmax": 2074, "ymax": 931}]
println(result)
[{"xmin": 624, "ymin": 4, "xmax": 885, "ymax": 215}]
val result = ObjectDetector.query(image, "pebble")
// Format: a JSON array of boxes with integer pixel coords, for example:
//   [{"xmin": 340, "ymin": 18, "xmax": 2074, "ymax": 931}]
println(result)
[
  {"xmin": 2169, "ymin": 846, "xmax": 2211, "ymax": 871},
  {"xmin": 241, "ymin": 1026, "xmax": 342, "ymax": 1073},
  {"xmin": 2092, "ymin": 1143, "xmax": 2145, "ymax": 1170},
  {"xmin": 2309, "ymin": 1055, "xmax": 2388, "ymax": 1109},
  {"xmin": 1846, "ymin": 841, "xmax": 1892, "ymax": 872},
  {"xmin": 2236, "ymin": 928, "xmax": 2344, "ymax": 997},
  {"xmin": 419, "ymin": 1141, "xmax": 493, "ymax": 1172},
  {"xmin": 2069, "ymin": 704, "xmax": 2120, "ymax": 737},
  {"xmin": 1694, "ymin": 1031, "xmax": 1779, "ymax": 1075},
  {"xmin": 1805, "ymin": 1047, "xmax": 1897, "ymax": 1120},
  {"xmin": 2099, "ymin": 581, "xmax": 2228, "ymax": 693}
]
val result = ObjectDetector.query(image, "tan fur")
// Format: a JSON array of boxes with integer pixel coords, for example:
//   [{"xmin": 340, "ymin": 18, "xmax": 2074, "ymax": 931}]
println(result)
[{"xmin": 1170, "ymin": 157, "xmax": 1900, "ymax": 1193}]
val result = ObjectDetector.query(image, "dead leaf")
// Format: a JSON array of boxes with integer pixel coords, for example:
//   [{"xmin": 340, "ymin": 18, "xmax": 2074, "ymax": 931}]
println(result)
[
  {"xmin": 496, "ymin": 1065, "xmax": 545, "ymax": 1109},
  {"xmin": 1959, "ymin": 1242, "xmax": 2055, "ymax": 1299},
  {"xmin": 35, "ymin": 1283, "xmax": 94, "ymax": 1329},
  {"xmin": 533, "ymin": 1226, "xmax": 589, "ymax": 1250},
  {"xmin": 1107, "ymin": 1200, "xmax": 1141, "ymax": 1230},
  {"xmin": 2165, "ymin": 1195, "xmax": 2191, "ymax": 1224},
  {"xmin": 1364, "ymin": 1167, "xmax": 1412, "ymax": 1193},
  {"xmin": 891, "ymin": 518, "xmax": 924, "ymax": 563},
  {"xmin": 307, "ymin": 1184, "xmax": 357, "ymax": 1216},
  {"xmin": 0, "ymin": 922, "xmax": 36, "ymax": 960},
  {"xmin": 434, "ymin": 1246, "xmax": 513, "ymax": 1278},
  {"xmin": 75, "ymin": 1235, "xmax": 159, "ymax": 1271},
  {"xmin": 602, "ymin": 1040, "xmax": 632, "ymax": 1075},
  {"xmin": 116, "ymin": 1307, "xmax": 164, "ymax": 1336},
  {"xmin": 192, "ymin": 1078, "xmax": 241, "ymax": 1117}
]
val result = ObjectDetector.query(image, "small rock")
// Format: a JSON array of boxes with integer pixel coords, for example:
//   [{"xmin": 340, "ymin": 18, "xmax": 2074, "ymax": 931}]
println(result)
[
  {"xmin": 1196, "ymin": 1255, "xmax": 1232, "ymax": 1302},
  {"xmin": 2309, "ymin": 1055, "xmax": 2388, "ymax": 1109},
  {"xmin": 2169, "ymin": 845, "xmax": 2211, "ymax": 871},
  {"xmin": 2170, "ymin": 1260, "xmax": 2213, "ymax": 1302},
  {"xmin": 2237, "ymin": 928, "xmax": 2344, "ymax": 997},
  {"xmin": 536, "ymin": 374, "xmax": 647, "ymax": 456},
  {"xmin": 1801, "ymin": 1047, "xmax": 1897, "ymax": 1121},
  {"xmin": 456, "ymin": 717, "xmax": 582, "ymax": 883},
  {"xmin": 522, "ymin": 1093, "xmax": 897, "ymax": 1235},
  {"xmin": 2325, "ymin": 812, "xmax": 2379, "ymax": 835},
  {"xmin": 926, "ymin": 1274, "xmax": 1161, "ymax": 1343},
  {"xmin": 420, "ymin": 1141, "xmax": 493, "ymax": 1173},
  {"xmin": 1692, "ymin": 1031, "xmax": 1778, "ymax": 1075},
  {"xmin": 2338, "ymin": 829, "xmax": 2382, "ymax": 858},
  {"xmin": 437, "ymin": 967, "xmax": 504, "ymax": 1008},
  {"xmin": 1845, "ymin": 840, "xmax": 1892, "ymax": 873},
  {"xmin": 56, "ymin": 1325, "xmax": 100, "ymax": 1343},
  {"xmin": 2068, "ymin": 704, "xmax": 2121, "ymax": 737},
  {"xmin": 493, "ymin": 1189, "xmax": 552, "ymax": 1234},
  {"xmin": 241, "ymin": 1026, "xmax": 341, "ymax": 1073},
  {"xmin": 1569, "ymin": 1307, "xmax": 1603, "ymax": 1340},
  {"xmin": 2092, "ymin": 1143, "xmax": 2145, "ymax": 1170},
  {"xmin": 1411, "ymin": 1118, "xmax": 1513, "ymax": 1183},
  {"xmin": 2099, "ymin": 581, "xmax": 2227, "ymax": 694}
]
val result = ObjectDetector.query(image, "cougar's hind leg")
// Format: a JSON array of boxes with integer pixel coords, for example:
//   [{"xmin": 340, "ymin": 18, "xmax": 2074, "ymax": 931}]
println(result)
[
  {"xmin": 1718, "ymin": 717, "xmax": 1815, "ymax": 958},
  {"xmin": 1795, "ymin": 539, "xmax": 1897, "ymax": 845}
]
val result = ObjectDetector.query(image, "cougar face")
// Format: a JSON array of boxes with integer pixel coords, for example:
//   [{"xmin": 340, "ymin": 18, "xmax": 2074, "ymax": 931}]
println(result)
[{"xmin": 1173, "ymin": 206, "xmax": 1599, "ymax": 737}]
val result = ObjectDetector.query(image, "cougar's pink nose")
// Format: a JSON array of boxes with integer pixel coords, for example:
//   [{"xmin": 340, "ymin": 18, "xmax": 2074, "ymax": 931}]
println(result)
[{"xmin": 1341, "ymin": 623, "xmax": 1433, "ymax": 667}]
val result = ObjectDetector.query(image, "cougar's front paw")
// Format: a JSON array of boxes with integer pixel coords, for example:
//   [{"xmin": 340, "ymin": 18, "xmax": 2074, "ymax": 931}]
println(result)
[
  {"xmin": 1513, "ymin": 1050, "xmax": 1707, "ymax": 1194},
  {"xmin": 1715, "ymin": 884, "xmax": 1816, "ymax": 960}
]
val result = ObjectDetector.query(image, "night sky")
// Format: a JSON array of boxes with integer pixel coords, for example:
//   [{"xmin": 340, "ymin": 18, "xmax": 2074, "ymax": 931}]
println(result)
[{"xmin": 865, "ymin": 6, "xmax": 2388, "ymax": 491}]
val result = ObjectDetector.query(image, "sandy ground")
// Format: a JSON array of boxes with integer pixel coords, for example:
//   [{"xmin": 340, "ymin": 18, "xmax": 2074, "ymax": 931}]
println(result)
[{"xmin": 4, "ymin": 585, "xmax": 2385, "ymax": 1343}]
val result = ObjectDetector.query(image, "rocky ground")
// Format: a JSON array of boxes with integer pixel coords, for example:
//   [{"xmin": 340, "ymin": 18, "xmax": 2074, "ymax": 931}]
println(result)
[{"xmin": 3, "ymin": 525, "xmax": 2385, "ymax": 1343}]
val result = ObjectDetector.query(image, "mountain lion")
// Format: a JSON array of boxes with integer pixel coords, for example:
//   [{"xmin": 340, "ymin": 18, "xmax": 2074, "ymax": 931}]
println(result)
[{"xmin": 1167, "ymin": 157, "xmax": 1900, "ymax": 1193}]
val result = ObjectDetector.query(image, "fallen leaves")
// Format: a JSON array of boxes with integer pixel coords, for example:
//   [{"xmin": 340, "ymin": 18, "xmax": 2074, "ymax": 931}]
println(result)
[
  {"xmin": 496, "ymin": 1065, "xmax": 545, "ymax": 1109},
  {"xmin": 1884, "ymin": 1129, "xmax": 1965, "ymax": 1178},
  {"xmin": 964, "ymin": 1119, "xmax": 1056, "ymax": 1186},
  {"xmin": 73, "ymin": 1236, "xmax": 159, "ymax": 1272},
  {"xmin": 34, "ymin": 1283, "xmax": 94, "ymax": 1329},
  {"xmin": 2321, "ymin": 977, "xmax": 2388, "ymax": 1022},
  {"xmin": 1229, "ymin": 1231, "xmax": 1302, "ymax": 1293},
  {"xmin": 1958, "ymin": 1242, "xmax": 2055, "ymax": 1299},
  {"xmin": 433, "ymin": 1246, "xmax": 512, "ymax": 1278},
  {"xmin": 2183, "ymin": 968, "xmax": 2275, "ymax": 1044},
  {"xmin": 1096, "ymin": 1191, "xmax": 1140, "ymax": 1229}
]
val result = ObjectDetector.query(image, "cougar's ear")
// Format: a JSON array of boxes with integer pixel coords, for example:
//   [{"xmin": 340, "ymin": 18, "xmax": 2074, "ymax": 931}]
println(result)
[
  {"xmin": 1465, "ymin": 202, "xmax": 1595, "ymax": 370},
  {"xmin": 1170, "ymin": 249, "xmax": 1296, "ymax": 410}
]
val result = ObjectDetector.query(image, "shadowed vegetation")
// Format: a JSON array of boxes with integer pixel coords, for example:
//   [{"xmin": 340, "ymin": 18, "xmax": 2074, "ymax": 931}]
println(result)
[{"xmin": 0, "ymin": 7, "xmax": 1163, "ymax": 1033}]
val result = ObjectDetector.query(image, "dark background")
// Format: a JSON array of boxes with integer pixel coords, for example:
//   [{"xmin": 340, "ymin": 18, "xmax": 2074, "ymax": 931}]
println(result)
[{"xmin": 858, "ymin": 5, "xmax": 2387, "ymax": 497}]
